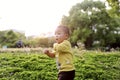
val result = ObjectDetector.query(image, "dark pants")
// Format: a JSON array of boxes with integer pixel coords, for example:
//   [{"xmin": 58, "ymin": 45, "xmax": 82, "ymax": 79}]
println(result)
[{"xmin": 58, "ymin": 70, "xmax": 75, "ymax": 80}]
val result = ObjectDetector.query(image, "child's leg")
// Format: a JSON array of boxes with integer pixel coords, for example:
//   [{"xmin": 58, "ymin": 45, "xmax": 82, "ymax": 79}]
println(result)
[{"xmin": 58, "ymin": 70, "xmax": 75, "ymax": 80}]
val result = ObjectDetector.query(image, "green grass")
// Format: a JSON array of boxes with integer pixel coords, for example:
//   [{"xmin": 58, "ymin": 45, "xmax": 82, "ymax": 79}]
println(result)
[{"xmin": 0, "ymin": 51, "xmax": 120, "ymax": 80}]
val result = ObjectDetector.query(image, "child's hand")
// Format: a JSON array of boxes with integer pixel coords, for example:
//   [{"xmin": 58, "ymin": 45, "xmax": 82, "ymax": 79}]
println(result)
[
  {"xmin": 44, "ymin": 49, "xmax": 50, "ymax": 54},
  {"xmin": 43, "ymin": 49, "xmax": 55, "ymax": 58}
]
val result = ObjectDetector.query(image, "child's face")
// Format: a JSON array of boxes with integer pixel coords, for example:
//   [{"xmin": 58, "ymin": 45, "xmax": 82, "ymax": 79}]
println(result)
[{"xmin": 55, "ymin": 28, "xmax": 68, "ymax": 44}]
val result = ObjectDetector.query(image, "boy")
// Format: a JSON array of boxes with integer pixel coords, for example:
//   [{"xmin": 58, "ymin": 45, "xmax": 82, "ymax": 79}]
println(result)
[{"xmin": 44, "ymin": 25, "xmax": 75, "ymax": 80}]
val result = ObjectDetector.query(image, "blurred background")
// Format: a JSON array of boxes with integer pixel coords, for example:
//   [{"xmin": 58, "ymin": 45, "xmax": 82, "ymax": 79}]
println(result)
[{"xmin": 0, "ymin": 0, "xmax": 120, "ymax": 51}]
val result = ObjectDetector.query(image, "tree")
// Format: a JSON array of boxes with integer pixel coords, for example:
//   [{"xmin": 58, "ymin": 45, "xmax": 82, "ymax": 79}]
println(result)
[
  {"xmin": 0, "ymin": 30, "xmax": 26, "ymax": 48},
  {"xmin": 106, "ymin": 0, "xmax": 120, "ymax": 49},
  {"xmin": 61, "ymin": 0, "xmax": 120, "ymax": 49}
]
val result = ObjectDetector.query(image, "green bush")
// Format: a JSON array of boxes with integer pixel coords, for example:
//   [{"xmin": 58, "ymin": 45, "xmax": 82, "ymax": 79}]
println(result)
[
  {"xmin": 74, "ymin": 51, "xmax": 120, "ymax": 80},
  {"xmin": 0, "ymin": 51, "xmax": 120, "ymax": 80}
]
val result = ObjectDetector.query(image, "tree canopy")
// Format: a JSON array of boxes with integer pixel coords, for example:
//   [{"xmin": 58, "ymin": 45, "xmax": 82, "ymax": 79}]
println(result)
[
  {"xmin": 107, "ymin": 0, "xmax": 120, "ymax": 17},
  {"xmin": 61, "ymin": 0, "xmax": 120, "ymax": 49}
]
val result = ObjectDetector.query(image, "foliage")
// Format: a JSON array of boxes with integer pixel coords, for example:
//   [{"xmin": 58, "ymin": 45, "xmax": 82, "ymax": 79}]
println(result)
[
  {"xmin": 75, "ymin": 51, "xmax": 120, "ymax": 80},
  {"xmin": 61, "ymin": 0, "xmax": 120, "ymax": 49},
  {"xmin": 25, "ymin": 37, "xmax": 55, "ymax": 48},
  {"xmin": 0, "ymin": 50, "xmax": 120, "ymax": 80},
  {"xmin": 0, "ymin": 30, "xmax": 55, "ymax": 48},
  {"xmin": 106, "ymin": 0, "xmax": 120, "ymax": 48},
  {"xmin": 0, "ymin": 53, "xmax": 57, "ymax": 80},
  {"xmin": 107, "ymin": 0, "xmax": 120, "ymax": 17},
  {"xmin": 0, "ymin": 30, "xmax": 26, "ymax": 48}
]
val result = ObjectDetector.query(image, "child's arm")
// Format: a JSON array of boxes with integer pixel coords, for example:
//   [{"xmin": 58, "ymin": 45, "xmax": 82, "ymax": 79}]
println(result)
[{"xmin": 44, "ymin": 49, "xmax": 55, "ymax": 58}]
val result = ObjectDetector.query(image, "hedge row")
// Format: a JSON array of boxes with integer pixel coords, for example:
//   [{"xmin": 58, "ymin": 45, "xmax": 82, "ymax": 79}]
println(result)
[{"xmin": 0, "ymin": 51, "xmax": 120, "ymax": 80}]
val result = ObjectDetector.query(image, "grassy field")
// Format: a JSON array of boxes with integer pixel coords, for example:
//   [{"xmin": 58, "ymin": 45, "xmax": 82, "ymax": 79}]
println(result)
[{"xmin": 0, "ymin": 49, "xmax": 120, "ymax": 80}]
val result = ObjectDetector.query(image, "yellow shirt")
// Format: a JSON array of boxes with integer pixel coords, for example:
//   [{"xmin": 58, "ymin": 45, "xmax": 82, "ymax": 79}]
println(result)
[{"xmin": 53, "ymin": 40, "xmax": 75, "ymax": 72}]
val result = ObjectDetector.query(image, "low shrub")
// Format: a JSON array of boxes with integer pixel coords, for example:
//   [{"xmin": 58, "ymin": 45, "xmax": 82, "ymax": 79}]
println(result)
[{"xmin": 0, "ymin": 51, "xmax": 120, "ymax": 80}]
